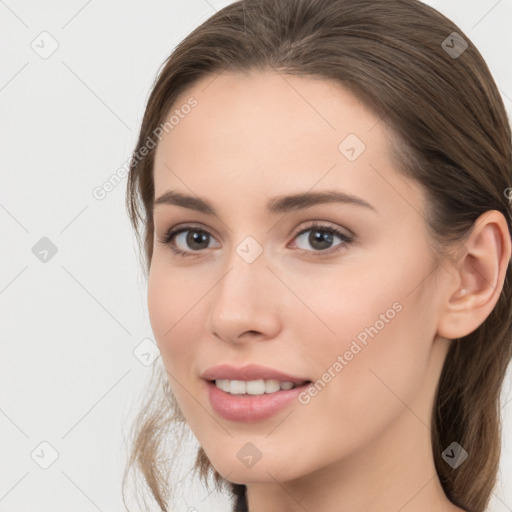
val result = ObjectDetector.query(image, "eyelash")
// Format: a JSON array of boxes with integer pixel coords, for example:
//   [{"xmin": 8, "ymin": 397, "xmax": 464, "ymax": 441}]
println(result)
[{"xmin": 157, "ymin": 222, "xmax": 354, "ymax": 259}]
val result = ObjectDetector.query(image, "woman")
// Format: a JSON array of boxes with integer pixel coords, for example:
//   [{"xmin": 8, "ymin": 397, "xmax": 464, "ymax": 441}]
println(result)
[{"xmin": 123, "ymin": 0, "xmax": 512, "ymax": 511}]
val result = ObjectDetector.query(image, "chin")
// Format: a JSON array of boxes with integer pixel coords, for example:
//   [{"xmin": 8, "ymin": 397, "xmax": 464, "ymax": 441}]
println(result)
[{"xmin": 203, "ymin": 446, "xmax": 311, "ymax": 485}]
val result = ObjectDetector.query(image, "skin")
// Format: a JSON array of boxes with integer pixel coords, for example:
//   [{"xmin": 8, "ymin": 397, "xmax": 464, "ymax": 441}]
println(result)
[{"xmin": 148, "ymin": 70, "xmax": 511, "ymax": 512}]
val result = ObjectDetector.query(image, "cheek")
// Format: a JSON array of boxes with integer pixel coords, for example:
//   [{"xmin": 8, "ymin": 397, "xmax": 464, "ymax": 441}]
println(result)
[
  {"xmin": 301, "ymin": 268, "xmax": 434, "ymax": 438},
  {"xmin": 147, "ymin": 263, "xmax": 201, "ymax": 373},
  {"xmin": 147, "ymin": 270, "xmax": 208, "ymax": 429}
]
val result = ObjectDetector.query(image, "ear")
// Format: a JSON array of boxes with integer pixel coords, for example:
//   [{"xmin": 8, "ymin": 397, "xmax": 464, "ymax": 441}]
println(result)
[{"xmin": 437, "ymin": 210, "xmax": 511, "ymax": 340}]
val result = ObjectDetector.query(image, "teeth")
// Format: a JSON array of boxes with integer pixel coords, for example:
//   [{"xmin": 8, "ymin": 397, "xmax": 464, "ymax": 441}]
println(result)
[
  {"xmin": 214, "ymin": 378, "xmax": 302, "ymax": 395},
  {"xmin": 265, "ymin": 379, "xmax": 280, "ymax": 393},
  {"xmin": 230, "ymin": 380, "xmax": 246, "ymax": 395},
  {"xmin": 216, "ymin": 379, "xmax": 231, "ymax": 393}
]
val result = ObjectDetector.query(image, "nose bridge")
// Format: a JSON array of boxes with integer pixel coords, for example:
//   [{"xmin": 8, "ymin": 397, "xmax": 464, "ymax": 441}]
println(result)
[
  {"xmin": 215, "ymin": 239, "xmax": 267, "ymax": 310},
  {"xmin": 207, "ymin": 237, "xmax": 280, "ymax": 342}
]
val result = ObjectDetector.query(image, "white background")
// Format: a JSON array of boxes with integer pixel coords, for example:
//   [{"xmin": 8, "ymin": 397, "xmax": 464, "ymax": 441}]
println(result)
[{"xmin": 1, "ymin": 1, "xmax": 511, "ymax": 511}]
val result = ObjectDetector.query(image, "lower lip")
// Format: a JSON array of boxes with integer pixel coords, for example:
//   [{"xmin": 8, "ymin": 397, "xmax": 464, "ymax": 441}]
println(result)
[{"xmin": 205, "ymin": 380, "xmax": 310, "ymax": 422}]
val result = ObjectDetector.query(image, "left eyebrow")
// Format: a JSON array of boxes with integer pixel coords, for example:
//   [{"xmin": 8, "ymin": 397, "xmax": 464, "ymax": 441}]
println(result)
[{"xmin": 154, "ymin": 189, "xmax": 377, "ymax": 215}]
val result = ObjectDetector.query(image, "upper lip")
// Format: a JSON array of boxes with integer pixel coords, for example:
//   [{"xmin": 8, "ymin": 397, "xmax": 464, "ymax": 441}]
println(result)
[{"xmin": 201, "ymin": 363, "xmax": 310, "ymax": 384}]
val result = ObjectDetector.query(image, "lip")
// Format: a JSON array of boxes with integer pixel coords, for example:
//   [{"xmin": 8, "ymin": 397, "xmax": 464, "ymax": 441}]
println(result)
[
  {"xmin": 201, "ymin": 364, "xmax": 312, "ymax": 422},
  {"xmin": 201, "ymin": 363, "xmax": 309, "ymax": 384},
  {"xmin": 204, "ymin": 380, "xmax": 311, "ymax": 422}
]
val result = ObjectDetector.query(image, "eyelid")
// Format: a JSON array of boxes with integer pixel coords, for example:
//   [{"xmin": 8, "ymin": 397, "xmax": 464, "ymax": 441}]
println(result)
[
  {"xmin": 291, "ymin": 219, "xmax": 353, "ymax": 239},
  {"xmin": 159, "ymin": 219, "xmax": 352, "ymax": 240},
  {"xmin": 158, "ymin": 221, "xmax": 219, "ymax": 242}
]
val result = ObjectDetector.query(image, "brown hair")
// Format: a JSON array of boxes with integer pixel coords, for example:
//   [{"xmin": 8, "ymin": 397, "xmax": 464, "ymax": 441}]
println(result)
[{"xmin": 123, "ymin": 1, "xmax": 512, "ymax": 511}]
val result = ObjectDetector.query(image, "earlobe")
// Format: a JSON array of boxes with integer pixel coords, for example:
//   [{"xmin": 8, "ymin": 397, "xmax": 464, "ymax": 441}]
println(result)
[{"xmin": 437, "ymin": 210, "xmax": 511, "ymax": 340}]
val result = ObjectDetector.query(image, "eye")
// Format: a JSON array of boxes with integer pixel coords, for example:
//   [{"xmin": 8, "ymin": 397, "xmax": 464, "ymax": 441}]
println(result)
[
  {"xmin": 290, "ymin": 222, "xmax": 353, "ymax": 256},
  {"xmin": 157, "ymin": 221, "xmax": 354, "ymax": 258},
  {"xmin": 157, "ymin": 223, "xmax": 219, "ymax": 257}
]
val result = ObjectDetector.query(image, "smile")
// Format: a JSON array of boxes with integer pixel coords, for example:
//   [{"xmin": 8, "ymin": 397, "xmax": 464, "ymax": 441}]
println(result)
[
  {"xmin": 212, "ymin": 378, "xmax": 309, "ymax": 395},
  {"xmin": 204, "ymin": 379, "xmax": 312, "ymax": 422}
]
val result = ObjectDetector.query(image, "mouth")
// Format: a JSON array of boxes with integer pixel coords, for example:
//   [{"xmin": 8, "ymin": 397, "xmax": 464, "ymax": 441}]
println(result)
[
  {"xmin": 201, "ymin": 364, "xmax": 313, "ymax": 421},
  {"xmin": 204, "ymin": 378, "xmax": 313, "ymax": 422},
  {"xmin": 207, "ymin": 378, "xmax": 312, "ymax": 396}
]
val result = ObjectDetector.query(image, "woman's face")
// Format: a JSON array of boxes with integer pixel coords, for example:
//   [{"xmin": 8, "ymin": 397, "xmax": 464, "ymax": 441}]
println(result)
[{"xmin": 148, "ymin": 70, "xmax": 452, "ymax": 484}]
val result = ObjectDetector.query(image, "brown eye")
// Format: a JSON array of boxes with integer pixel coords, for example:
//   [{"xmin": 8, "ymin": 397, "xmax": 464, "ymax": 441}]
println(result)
[
  {"xmin": 293, "ymin": 223, "xmax": 353, "ymax": 254},
  {"xmin": 176, "ymin": 229, "xmax": 211, "ymax": 251},
  {"xmin": 158, "ymin": 222, "xmax": 353, "ymax": 258},
  {"xmin": 157, "ymin": 225, "xmax": 220, "ymax": 257}
]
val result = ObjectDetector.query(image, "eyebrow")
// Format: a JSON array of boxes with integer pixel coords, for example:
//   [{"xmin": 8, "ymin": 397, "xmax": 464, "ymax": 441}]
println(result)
[{"xmin": 154, "ymin": 189, "xmax": 377, "ymax": 215}]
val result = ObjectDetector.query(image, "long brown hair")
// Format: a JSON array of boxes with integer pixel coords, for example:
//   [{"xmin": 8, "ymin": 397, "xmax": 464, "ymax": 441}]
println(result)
[{"xmin": 124, "ymin": 1, "xmax": 512, "ymax": 511}]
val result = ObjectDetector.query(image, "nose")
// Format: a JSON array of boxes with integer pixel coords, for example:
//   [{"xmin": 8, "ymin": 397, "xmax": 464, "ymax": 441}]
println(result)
[{"xmin": 205, "ymin": 246, "xmax": 282, "ymax": 345}]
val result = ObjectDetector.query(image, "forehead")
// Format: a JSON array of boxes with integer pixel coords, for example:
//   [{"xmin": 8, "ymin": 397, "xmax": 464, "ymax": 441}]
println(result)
[
  {"xmin": 152, "ymin": 70, "xmax": 420, "ymax": 216},
  {"xmin": 155, "ymin": 70, "xmax": 385, "ymax": 163}
]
